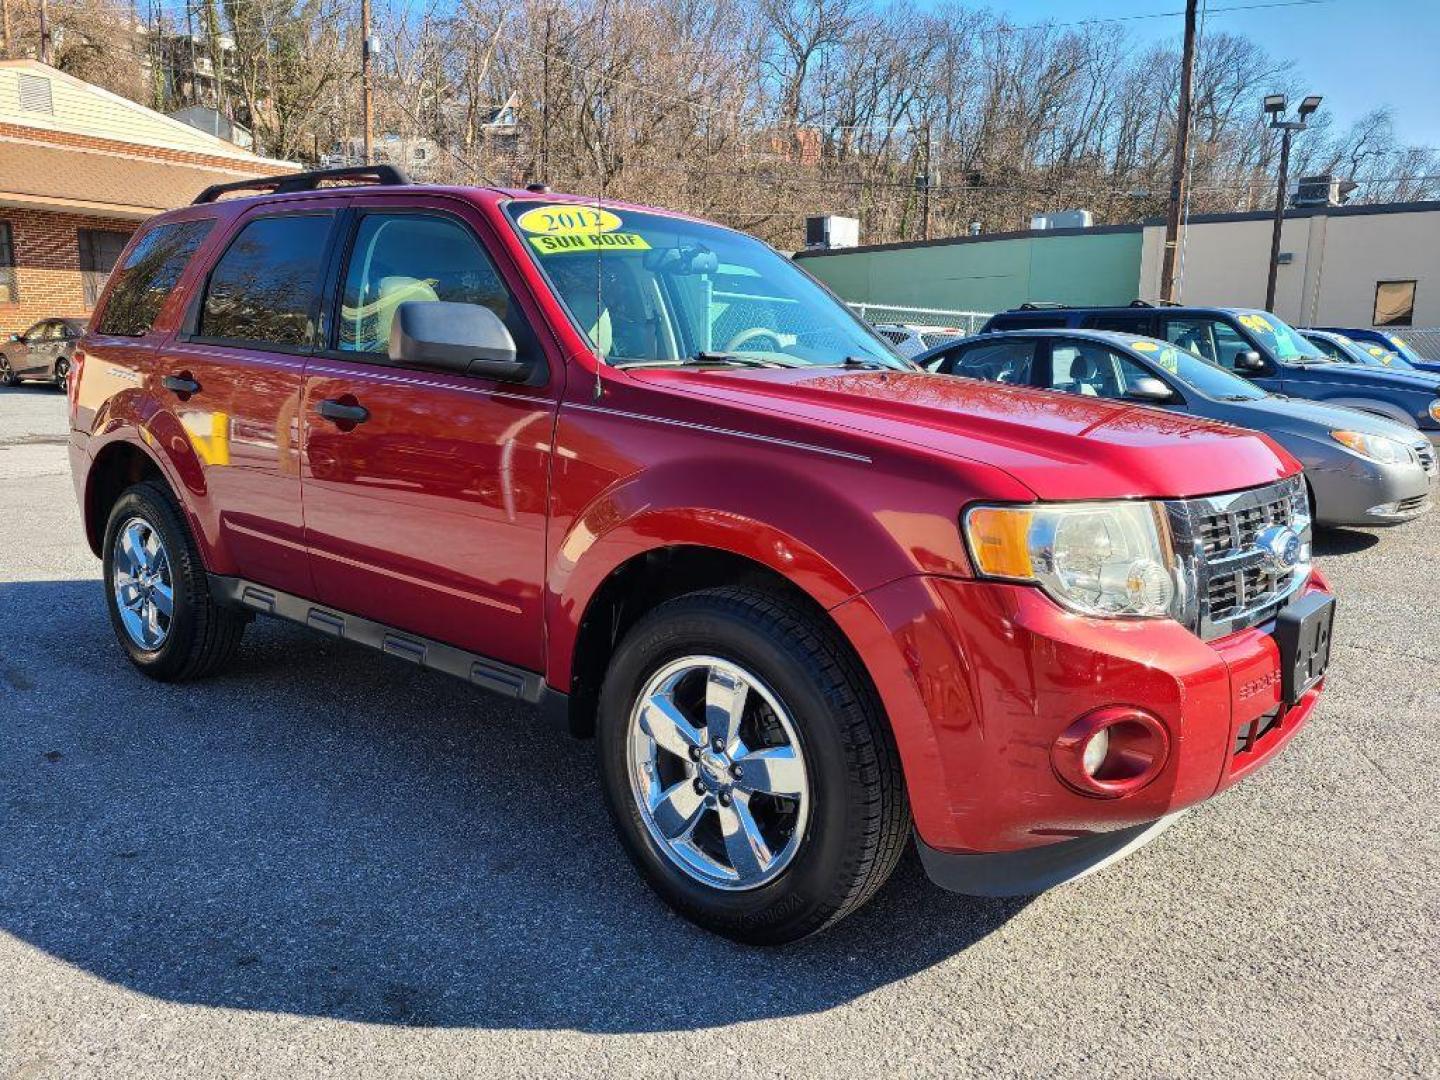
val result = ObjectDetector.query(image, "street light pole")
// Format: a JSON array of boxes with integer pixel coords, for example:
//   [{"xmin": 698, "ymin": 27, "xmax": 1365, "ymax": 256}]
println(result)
[
  {"xmin": 1264, "ymin": 125, "xmax": 1293, "ymax": 313},
  {"xmin": 1263, "ymin": 93, "xmax": 1321, "ymax": 314}
]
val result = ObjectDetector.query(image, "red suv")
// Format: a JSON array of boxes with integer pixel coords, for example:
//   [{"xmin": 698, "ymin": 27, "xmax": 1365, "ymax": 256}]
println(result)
[{"xmin": 68, "ymin": 168, "xmax": 1335, "ymax": 943}]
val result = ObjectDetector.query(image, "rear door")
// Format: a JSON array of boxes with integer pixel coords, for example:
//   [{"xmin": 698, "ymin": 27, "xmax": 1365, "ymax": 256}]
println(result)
[
  {"xmin": 932, "ymin": 338, "xmax": 1039, "ymax": 384},
  {"xmin": 300, "ymin": 195, "xmax": 557, "ymax": 670},
  {"xmin": 162, "ymin": 206, "xmax": 342, "ymax": 596}
]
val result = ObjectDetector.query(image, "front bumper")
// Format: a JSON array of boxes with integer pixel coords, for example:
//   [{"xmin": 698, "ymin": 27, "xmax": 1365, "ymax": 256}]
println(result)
[
  {"xmin": 831, "ymin": 571, "xmax": 1331, "ymax": 888},
  {"xmin": 1309, "ymin": 451, "xmax": 1434, "ymax": 526}
]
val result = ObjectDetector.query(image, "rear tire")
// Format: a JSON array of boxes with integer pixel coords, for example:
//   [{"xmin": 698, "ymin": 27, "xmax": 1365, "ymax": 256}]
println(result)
[
  {"xmin": 102, "ymin": 480, "xmax": 246, "ymax": 681},
  {"xmin": 597, "ymin": 586, "xmax": 909, "ymax": 944}
]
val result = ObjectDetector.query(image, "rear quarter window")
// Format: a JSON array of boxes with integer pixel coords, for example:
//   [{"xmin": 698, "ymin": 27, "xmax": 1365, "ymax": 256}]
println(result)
[
  {"xmin": 198, "ymin": 214, "xmax": 334, "ymax": 348},
  {"xmin": 95, "ymin": 219, "xmax": 214, "ymax": 337}
]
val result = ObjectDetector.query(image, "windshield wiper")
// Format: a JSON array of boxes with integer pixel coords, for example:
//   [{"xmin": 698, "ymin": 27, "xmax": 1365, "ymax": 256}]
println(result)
[{"xmin": 614, "ymin": 352, "xmax": 796, "ymax": 370}]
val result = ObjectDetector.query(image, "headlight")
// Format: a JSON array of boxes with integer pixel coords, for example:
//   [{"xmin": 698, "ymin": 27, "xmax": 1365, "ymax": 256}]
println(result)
[
  {"xmin": 963, "ymin": 501, "xmax": 1179, "ymax": 618},
  {"xmin": 1331, "ymin": 430, "xmax": 1412, "ymax": 465},
  {"xmin": 1429, "ymin": 399, "xmax": 1440, "ymax": 423}
]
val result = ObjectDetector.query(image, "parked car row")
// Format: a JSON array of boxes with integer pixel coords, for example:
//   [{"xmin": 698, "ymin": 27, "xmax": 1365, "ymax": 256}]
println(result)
[{"xmin": 71, "ymin": 171, "xmax": 1339, "ymax": 944}]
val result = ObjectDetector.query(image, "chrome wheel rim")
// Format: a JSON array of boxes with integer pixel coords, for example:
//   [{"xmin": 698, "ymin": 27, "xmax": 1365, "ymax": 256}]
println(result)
[
  {"xmin": 112, "ymin": 517, "xmax": 174, "ymax": 650},
  {"xmin": 626, "ymin": 656, "xmax": 810, "ymax": 891}
]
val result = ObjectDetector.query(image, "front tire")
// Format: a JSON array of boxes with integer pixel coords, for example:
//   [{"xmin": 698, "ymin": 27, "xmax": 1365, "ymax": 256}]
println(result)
[
  {"xmin": 597, "ymin": 586, "xmax": 909, "ymax": 944},
  {"xmin": 53, "ymin": 357, "xmax": 69, "ymax": 393},
  {"xmin": 0, "ymin": 357, "xmax": 17, "ymax": 386},
  {"xmin": 102, "ymin": 480, "xmax": 246, "ymax": 681}
]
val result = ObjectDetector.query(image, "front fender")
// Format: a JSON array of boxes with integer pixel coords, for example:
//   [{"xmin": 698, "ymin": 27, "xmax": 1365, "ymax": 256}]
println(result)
[
  {"xmin": 544, "ymin": 453, "xmax": 980, "ymax": 690},
  {"xmin": 1311, "ymin": 395, "xmax": 1419, "ymax": 428}
]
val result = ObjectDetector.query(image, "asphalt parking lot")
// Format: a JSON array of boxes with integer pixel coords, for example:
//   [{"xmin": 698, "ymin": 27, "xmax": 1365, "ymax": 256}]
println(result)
[{"xmin": 1, "ymin": 384, "xmax": 1437, "ymax": 1079}]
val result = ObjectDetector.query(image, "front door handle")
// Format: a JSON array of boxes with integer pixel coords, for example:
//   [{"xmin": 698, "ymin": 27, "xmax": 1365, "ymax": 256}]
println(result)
[
  {"xmin": 162, "ymin": 374, "xmax": 201, "ymax": 396},
  {"xmin": 317, "ymin": 399, "xmax": 370, "ymax": 425}
]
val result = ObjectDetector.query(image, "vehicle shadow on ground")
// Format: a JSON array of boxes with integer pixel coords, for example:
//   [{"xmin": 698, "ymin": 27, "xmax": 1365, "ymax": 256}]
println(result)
[
  {"xmin": 0, "ymin": 579, "xmax": 1023, "ymax": 1033},
  {"xmin": 1312, "ymin": 526, "xmax": 1382, "ymax": 557}
]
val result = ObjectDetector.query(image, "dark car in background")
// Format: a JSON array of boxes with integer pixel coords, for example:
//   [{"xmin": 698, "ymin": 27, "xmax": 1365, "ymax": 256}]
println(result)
[
  {"xmin": 1303, "ymin": 330, "xmax": 1416, "ymax": 371},
  {"xmin": 982, "ymin": 304, "xmax": 1440, "ymax": 445},
  {"xmin": 1309, "ymin": 327, "xmax": 1440, "ymax": 373},
  {"xmin": 0, "ymin": 318, "xmax": 86, "ymax": 391},
  {"xmin": 922, "ymin": 329, "xmax": 1436, "ymax": 527}
]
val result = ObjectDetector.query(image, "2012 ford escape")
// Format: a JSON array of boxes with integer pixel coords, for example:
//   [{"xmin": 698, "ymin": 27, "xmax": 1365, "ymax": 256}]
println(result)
[{"xmin": 68, "ymin": 167, "xmax": 1336, "ymax": 943}]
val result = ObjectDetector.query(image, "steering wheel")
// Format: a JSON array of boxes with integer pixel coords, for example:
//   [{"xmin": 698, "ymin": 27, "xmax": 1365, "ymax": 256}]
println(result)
[{"xmin": 724, "ymin": 327, "xmax": 786, "ymax": 353}]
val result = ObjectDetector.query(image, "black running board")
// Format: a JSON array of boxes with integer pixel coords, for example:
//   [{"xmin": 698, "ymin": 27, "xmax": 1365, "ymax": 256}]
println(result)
[{"xmin": 209, "ymin": 574, "xmax": 554, "ymax": 707}]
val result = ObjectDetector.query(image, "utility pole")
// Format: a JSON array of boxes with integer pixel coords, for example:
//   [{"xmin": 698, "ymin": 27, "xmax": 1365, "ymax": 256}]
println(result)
[
  {"xmin": 38, "ymin": 0, "xmax": 51, "ymax": 64},
  {"xmin": 360, "ymin": 0, "xmax": 374, "ymax": 165},
  {"xmin": 1263, "ymin": 94, "xmax": 1321, "ymax": 313},
  {"xmin": 1159, "ymin": 0, "xmax": 1198, "ymax": 303}
]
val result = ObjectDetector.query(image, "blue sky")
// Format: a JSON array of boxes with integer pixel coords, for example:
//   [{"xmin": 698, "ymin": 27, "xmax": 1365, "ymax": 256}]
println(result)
[{"xmin": 974, "ymin": 0, "xmax": 1440, "ymax": 146}]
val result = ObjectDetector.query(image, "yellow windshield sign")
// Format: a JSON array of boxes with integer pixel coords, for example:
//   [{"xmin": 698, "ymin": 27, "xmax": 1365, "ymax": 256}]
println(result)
[
  {"xmin": 1131, "ymin": 340, "xmax": 1158, "ymax": 352},
  {"xmin": 517, "ymin": 204, "xmax": 623, "ymax": 237},
  {"xmin": 530, "ymin": 232, "xmax": 651, "ymax": 255}
]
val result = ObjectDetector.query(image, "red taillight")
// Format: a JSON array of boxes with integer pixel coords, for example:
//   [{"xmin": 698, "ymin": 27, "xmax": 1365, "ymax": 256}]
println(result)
[{"xmin": 1051, "ymin": 706, "xmax": 1170, "ymax": 798}]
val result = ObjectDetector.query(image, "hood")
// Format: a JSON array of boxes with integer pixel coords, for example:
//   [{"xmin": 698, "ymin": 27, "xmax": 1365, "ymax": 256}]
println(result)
[
  {"xmin": 1300, "ymin": 362, "xmax": 1440, "ymax": 395},
  {"xmin": 630, "ymin": 368, "xmax": 1297, "ymax": 501},
  {"xmin": 1230, "ymin": 394, "xmax": 1428, "ymax": 443}
]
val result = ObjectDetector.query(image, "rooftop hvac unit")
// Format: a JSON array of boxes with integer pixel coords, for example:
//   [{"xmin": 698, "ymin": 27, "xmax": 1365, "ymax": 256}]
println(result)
[
  {"xmin": 804, "ymin": 215, "xmax": 860, "ymax": 250},
  {"xmin": 1292, "ymin": 175, "xmax": 1358, "ymax": 209},
  {"xmin": 1030, "ymin": 209, "xmax": 1094, "ymax": 231}
]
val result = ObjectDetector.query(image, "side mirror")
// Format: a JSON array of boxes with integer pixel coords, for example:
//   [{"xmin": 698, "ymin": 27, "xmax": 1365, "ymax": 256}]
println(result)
[
  {"xmin": 1235, "ymin": 349, "xmax": 1266, "ymax": 372},
  {"xmin": 1125, "ymin": 376, "xmax": 1176, "ymax": 403},
  {"xmin": 389, "ymin": 301, "xmax": 531, "ymax": 382},
  {"xmin": 7, "ymin": 333, "xmax": 21, "ymax": 343}
]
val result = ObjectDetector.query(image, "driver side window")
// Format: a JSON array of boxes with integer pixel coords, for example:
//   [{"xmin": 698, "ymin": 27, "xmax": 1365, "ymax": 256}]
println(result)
[
  {"xmin": 1164, "ymin": 317, "xmax": 1248, "ymax": 371},
  {"xmin": 1048, "ymin": 341, "xmax": 1151, "ymax": 399}
]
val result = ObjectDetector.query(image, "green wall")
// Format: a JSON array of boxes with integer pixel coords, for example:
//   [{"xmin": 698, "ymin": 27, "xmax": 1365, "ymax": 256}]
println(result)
[{"xmin": 796, "ymin": 229, "xmax": 1144, "ymax": 313}]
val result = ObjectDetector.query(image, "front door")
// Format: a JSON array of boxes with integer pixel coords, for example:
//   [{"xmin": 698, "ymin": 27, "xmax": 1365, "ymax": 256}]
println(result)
[
  {"xmin": 161, "ymin": 208, "xmax": 342, "ymax": 597},
  {"xmin": 1162, "ymin": 315, "xmax": 1285, "ymax": 394},
  {"xmin": 300, "ymin": 200, "xmax": 556, "ymax": 670},
  {"xmin": 13, "ymin": 321, "xmax": 53, "ymax": 375}
]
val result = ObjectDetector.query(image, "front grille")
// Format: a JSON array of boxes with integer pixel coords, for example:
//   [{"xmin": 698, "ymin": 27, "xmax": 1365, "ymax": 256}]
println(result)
[
  {"xmin": 1414, "ymin": 441, "xmax": 1437, "ymax": 476},
  {"xmin": 1397, "ymin": 493, "xmax": 1431, "ymax": 515},
  {"xmin": 1170, "ymin": 476, "xmax": 1311, "ymax": 640}
]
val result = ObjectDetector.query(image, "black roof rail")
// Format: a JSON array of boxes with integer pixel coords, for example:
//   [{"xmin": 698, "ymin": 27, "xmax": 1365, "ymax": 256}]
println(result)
[
  {"xmin": 193, "ymin": 165, "xmax": 413, "ymax": 205},
  {"xmin": 1015, "ymin": 301, "xmax": 1071, "ymax": 310},
  {"xmin": 1128, "ymin": 298, "xmax": 1181, "ymax": 307}
]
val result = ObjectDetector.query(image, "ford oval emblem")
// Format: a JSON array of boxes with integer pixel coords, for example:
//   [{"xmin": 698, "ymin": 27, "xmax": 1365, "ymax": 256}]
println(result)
[{"xmin": 1257, "ymin": 525, "xmax": 1302, "ymax": 572}]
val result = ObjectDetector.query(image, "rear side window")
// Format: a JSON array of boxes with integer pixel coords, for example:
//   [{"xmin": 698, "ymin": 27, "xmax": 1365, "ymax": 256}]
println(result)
[
  {"xmin": 199, "ymin": 214, "xmax": 333, "ymax": 347},
  {"xmin": 96, "ymin": 219, "xmax": 213, "ymax": 337},
  {"xmin": 942, "ymin": 340, "xmax": 1036, "ymax": 383},
  {"xmin": 987, "ymin": 313, "xmax": 1067, "ymax": 331},
  {"xmin": 1085, "ymin": 313, "xmax": 1153, "ymax": 334}
]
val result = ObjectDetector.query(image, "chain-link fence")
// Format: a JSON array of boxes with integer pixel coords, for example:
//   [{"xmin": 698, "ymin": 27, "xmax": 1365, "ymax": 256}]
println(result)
[
  {"xmin": 847, "ymin": 302, "xmax": 993, "ymax": 335},
  {"xmin": 1395, "ymin": 329, "xmax": 1440, "ymax": 359}
]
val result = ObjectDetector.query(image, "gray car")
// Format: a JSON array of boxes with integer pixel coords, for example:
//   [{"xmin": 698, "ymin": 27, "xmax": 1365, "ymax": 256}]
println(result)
[
  {"xmin": 0, "ymin": 318, "xmax": 86, "ymax": 391},
  {"xmin": 921, "ymin": 329, "xmax": 1436, "ymax": 527}
]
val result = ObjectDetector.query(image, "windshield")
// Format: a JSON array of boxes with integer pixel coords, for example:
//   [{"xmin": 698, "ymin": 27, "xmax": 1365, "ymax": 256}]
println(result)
[
  {"xmin": 1235, "ymin": 311, "xmax": 1331, "ymax": 363},
  {"xmin": 503, "ymin": 202, "xmax": 907, "ymax": 369},
  {"xmin": 1128, "ymin": 338, "xmax": 1267, "ymax": 400},
  {"xmin": 1356, "ymin": 342, "xmax": 1415, "ymax": 370},
  {"xmin": 1380, "ymin": 333, "xmax": 1426, "ymax": 365}
]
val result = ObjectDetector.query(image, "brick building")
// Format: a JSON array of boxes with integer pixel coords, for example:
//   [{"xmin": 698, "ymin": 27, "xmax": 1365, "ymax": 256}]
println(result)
[{"xmin": 0, "ymin": 60, "xmax": 294, "ymax": 336}]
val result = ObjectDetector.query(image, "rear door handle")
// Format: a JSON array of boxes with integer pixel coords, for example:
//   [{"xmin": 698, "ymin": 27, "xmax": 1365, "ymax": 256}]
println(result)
[
  {"xmin": 317, "ymin": 399, "xmax": 370, "ymax": 425},
  {"xmin": 162, "ymin": 374, "xmax": 201, "ymax": 396}
]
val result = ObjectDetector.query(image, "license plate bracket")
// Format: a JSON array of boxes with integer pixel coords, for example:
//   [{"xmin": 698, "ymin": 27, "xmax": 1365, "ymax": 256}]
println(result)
[{"xmin": 1273, "ymin": 592, "xmax": 1336, "ymax": 704}]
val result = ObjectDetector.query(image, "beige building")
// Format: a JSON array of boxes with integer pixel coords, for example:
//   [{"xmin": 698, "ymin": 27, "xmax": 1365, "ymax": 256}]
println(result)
[
  {"xmin": 1138, "ymin": 201, "xmax": 1440, "ymax": 330},
  {"xmin": 0, "ymin": 60, "xmax": 294, "ymax": 336}
]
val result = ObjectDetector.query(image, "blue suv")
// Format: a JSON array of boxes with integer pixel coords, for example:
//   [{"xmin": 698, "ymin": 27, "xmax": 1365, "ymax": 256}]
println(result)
[{"xmin": 983, "ymin": 304, "xmax": 1440, "ymax": 446}]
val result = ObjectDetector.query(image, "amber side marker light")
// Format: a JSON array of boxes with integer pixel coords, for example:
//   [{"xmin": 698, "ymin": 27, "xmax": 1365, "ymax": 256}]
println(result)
[{"xmin": 1052, "ymin": 706, "xmax": 1170, "ymax": 798}]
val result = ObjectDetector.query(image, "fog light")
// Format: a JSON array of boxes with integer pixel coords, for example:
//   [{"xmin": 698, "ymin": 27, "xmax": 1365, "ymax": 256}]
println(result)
[{"xmin": 1052, "ymin": 707, "xmax": 1170, "ymax": 798}]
